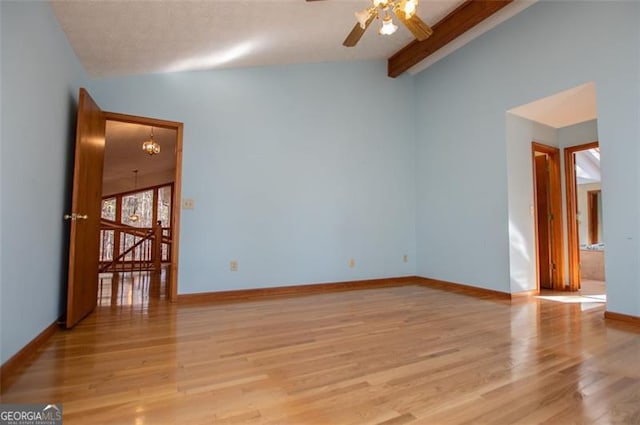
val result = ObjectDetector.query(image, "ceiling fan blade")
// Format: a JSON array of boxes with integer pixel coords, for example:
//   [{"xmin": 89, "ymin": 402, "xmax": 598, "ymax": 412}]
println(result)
[
  {"xmin": 343, "ymin": 13, "xmax": 375, "ymax": 47},
  {"xmin": 393, "ymin": 6, "xmax": 433, "ymax": 41}
]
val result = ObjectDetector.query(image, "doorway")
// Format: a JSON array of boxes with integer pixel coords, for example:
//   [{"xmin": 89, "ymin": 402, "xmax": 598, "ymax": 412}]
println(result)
[
  {"xmin": 100, "ymin": 112, "xmax": 184, "ymax": 306},
  {"xmin": 531, "ymin": 142, "xmax": 564, "ymax": 291},
  {"xmin": 564, "ymin": 141, "xmax": 604, "ymax": 293},
  {"xmin": 65, "ymin": 89, "xmax": 183, "ymax": 328}
]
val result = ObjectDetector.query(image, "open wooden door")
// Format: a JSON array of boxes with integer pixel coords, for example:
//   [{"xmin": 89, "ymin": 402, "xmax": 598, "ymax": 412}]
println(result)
[
  {"xmin": 532, "ymin": 142, "xmax": 564, "ymax": 291},
  {"xmin": 534, "ymin": 154, "xmax": 553, "ymax": 289},
  {"xmin": 65, "ymin": 88, "xmax": 106, "ymax": 328}
]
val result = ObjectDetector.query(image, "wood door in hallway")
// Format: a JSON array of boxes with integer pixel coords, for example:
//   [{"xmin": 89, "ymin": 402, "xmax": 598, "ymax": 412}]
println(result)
[
  {"xmin": 534, "ymin": 154, "xmax": 553, "ymax": 289},
  {"xmin": 65, "ymin": 88, "xmax": 106, "ymax": 328},
  {"xmin": 532, "ymin": 142, "xmax": 564, "ymax": 291}
]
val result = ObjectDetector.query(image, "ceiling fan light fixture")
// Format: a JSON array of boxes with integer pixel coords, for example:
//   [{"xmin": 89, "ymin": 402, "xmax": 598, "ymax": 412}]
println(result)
[
  {"xmin": 342, "ymin": 0, "xmax": 431, "ymax": 47},
  {"xmin": 355, "ymin": 8, "xmax": 372, "ymax": 29},
  {"xmin": 402, "ymin": 0, "xmax": 418, "ymax": 18},
  {"xmin": 379, "ymin": 15, "xmax": 398, "ymax": 36}
]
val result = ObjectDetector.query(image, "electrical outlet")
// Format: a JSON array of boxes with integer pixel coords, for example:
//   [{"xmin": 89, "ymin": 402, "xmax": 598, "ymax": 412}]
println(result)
[
  {"xmin": 403, "ymin": 254, "xmax": 408, "ymax": 263},
  {"xmin": 182, "ymin": 198, "xmax": 195, "ymax": 209},
  {"xmin": 230, "ymin": 260, "xmax": 238, "ymax": 272},
  {"xmin": 349, "ymin": 258, "xmax": 355, "ymax": 268}
]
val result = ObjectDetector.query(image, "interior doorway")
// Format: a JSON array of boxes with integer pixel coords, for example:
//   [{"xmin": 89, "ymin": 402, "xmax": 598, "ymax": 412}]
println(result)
[
  {"xmin": 99, "ymin": 112, "xmax": 184, "ymax": 306},
  {"xmin": 564, "ymin": 141, "xmax": 604, "ymax": 293},
  {"xmin": 531, "ymin": 142, "xmax": 564, "ymax": 291},
  {"xmin": 66, "ymin": 89, "xmax": 183, "ymax": 328}
]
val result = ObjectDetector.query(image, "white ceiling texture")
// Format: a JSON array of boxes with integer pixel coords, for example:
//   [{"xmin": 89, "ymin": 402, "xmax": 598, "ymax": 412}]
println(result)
[{"xmin": 51, "ymin": 0, "xmax": 467, "ymax": 78}]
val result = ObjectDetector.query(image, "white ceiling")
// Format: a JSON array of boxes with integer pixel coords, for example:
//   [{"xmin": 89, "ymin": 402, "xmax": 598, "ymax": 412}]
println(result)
[
  {"xmin": 508, "ymin": 82, "xmax": 597, "ymax": 129},
  {"xmin": 50, "ymin": 0, "xmax": 466, "ymax": 78},
  {"xmin": 50, "ymin": 1, "xmax": 540, "ymax": 78}
]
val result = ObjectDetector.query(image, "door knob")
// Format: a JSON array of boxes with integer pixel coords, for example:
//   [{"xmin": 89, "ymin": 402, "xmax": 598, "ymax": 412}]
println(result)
[{"xmin": 64, "ymin": 213, "xmax": 88, "ymax": 220}]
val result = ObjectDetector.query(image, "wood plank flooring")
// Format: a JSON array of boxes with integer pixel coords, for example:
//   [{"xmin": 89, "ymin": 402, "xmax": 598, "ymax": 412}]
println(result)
[{"xmin": 2, "ymin": 279, "xmax": 639, "ymax": 424}]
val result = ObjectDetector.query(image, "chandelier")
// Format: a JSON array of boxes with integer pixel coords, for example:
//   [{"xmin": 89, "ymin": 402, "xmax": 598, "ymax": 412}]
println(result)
[{"xmin": 142, "ymin": 127, "xmax": 160, "ymax": 155}]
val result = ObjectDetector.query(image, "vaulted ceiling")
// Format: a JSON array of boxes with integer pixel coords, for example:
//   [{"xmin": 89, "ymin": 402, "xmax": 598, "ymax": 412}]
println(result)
[
  {"xmin": 50, "ymin": 0, "xmax": 532, "ymax": 78},
  {"xmin": 575, "ymin": 149, "xmax": 601, "ymax": 185},
  {"xmin": 54, "ymin": 0, "xmax": 537, "ymax": 195}
]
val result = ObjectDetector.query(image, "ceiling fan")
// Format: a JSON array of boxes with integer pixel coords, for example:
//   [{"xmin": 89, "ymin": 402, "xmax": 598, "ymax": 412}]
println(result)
[{"xmin": 308, "ymin": 0, "xmax": 433, "ymax": 47}]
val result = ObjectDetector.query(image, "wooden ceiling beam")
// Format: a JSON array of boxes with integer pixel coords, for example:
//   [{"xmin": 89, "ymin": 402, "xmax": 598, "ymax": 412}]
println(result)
[{"xmin": 387, "ymin": 0, "xmax": 513, "ymax": 78}]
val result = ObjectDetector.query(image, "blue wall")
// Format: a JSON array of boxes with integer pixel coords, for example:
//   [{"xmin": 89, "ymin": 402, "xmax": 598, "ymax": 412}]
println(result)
[
  {"xmin": 89, "ymin": 62, "xmax": 417, "ymax": 294},
  {"xmin": 0, "ymin": 1, "xmax": 88, "ymax": 363},
  {"xmin": 2, "ymin": 0, "xmax": 639, "ymax": 365},
  {"xmin": 414, "ymin": 1, "xmax": 640, "ymax": 314}
]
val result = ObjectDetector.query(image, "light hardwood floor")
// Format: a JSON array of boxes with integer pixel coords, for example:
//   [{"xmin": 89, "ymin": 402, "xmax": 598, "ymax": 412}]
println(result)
[
  {"xmin": 2, "ymin": 277, "xmax": 639, "ymax": 424},
  {"xmin": 97, "ymin": 267, "xmax": 170, "ymax": 308}
]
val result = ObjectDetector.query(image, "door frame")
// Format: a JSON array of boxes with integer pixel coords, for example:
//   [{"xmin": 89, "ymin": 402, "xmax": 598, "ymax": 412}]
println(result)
[
  {"xmin": 531, "ymin": 142, "xmax": 565, "ymax": 291},
  {"xmin": 564, "ymin": 141, "xmax": 599, "ymax": 292},
  {"xmin": 104, "ymin": 111, "xmax": 184, "ymax": 302}
]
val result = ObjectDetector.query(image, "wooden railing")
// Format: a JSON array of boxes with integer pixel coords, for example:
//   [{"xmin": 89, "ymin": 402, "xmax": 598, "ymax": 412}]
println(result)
[{"xmin": 99, "ymin": 219, "xmax": 171, "ymax": 273}]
